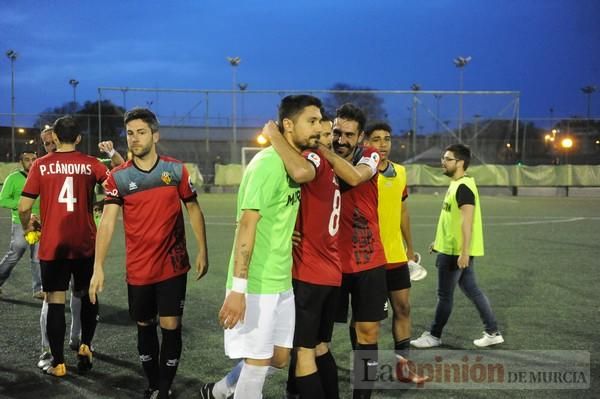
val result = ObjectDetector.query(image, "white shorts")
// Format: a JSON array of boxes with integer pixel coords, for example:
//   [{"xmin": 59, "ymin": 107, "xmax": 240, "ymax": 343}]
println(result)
[{"xmin": 224, "ymin": 289, "xmax": 295, "ymax": 360}]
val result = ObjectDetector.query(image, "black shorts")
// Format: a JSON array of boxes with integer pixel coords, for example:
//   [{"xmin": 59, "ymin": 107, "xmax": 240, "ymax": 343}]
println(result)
[
  {"xmin": 386, "ymin": 265, "xmax": 411, "ymax": 292},
  {"xmin": 41, "ymin": 257, "xmax": 94, "ymax": 293},
  {"xmin": 335, "ymin": 266, "xmax": 388, "ymax": 323},
  {"xmin": 293, "ymin": 279, "xmax": 340, "ymax": 348},
  {"xmin": 127, "ymin": 273, "xmax": 187, "ymax": 322}
]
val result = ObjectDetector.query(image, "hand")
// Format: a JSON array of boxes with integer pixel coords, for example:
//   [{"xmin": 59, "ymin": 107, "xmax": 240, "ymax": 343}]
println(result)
[
  {"xmin": 195, "ymin": 254, "xmax": 209, "ymax": 280},
  {"xmin": 428, "ymin": 242, "xmax": 435, "ymax": 254},
  {"xmin": 457, "ymin": 254, "xmax": 470, "ymax": 269},
  {"xmin": 261, "ymin": 120, "xmax": 280, "ymax": 141},
  {"xmin": 291, "ymin": 230, "xmax": 302, "ymax": 247},
  {"xmin": 30, "ymin": 214, "xmax": 42, "ymax": 231},
  {"xmin": 98, "ymin": 141, "xmax": 115, "ymax": 154},
  {"xmin": 406, "ymin": 247, "xmax": 416, "ymax": 262},
  {"xmin": 88, "ymin": 268, "xmax": 105, "ymax": 304},
  {"xmin": 218, "ymin": 291, "xmax": 246, "ymax": 329}
]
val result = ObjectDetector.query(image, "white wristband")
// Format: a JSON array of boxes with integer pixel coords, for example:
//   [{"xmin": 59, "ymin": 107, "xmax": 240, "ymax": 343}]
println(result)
[
  {"xmin": 107, "ymin": 148, "xmax": 116, "ymax": 158},
  {"xmin": 231, "ymin": 277, "xmax": 248, "ymax": 294}
]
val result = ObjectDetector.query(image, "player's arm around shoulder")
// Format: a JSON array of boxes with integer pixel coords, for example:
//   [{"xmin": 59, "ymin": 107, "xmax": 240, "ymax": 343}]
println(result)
[
  {"xmin": 318, "ymin": 143, "xmax": 376, "ymax": 186},
  {"xmin": 218, "ymin": 209, "xmax": 260, "ymax": 329},
  {"xmin": 185, "ymin": 199, "xmax": 209, "ymax": 280},
  {"xmin": 89, "ymin": 203, "xmax": 120, "ymax": 304},
  {"xmin": 262, "ymin": 120, "xmax": 316, "ymax": 184}
]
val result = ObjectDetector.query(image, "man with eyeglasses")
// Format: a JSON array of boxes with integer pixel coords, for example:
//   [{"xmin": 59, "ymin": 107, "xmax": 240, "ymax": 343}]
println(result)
[{"xmin": 411, "ymin": 143, "xmax": 504, "ymax": 349}]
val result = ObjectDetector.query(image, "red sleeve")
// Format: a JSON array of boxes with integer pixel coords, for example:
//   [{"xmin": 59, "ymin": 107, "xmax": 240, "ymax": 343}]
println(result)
[
  {"xmin": 22, "ymin": 160, "xmax": 41, "ymax": 199},
  {"xmin": 103, "ymin": 172, "xmax": 123, "ymax": 206},
  {"xmin": 179, "ymin": 164, "xmax": 197, "ymax": 202},
  {"xmin": 94, "ymin": 160, "xmax": 109, "ymax": 184}
]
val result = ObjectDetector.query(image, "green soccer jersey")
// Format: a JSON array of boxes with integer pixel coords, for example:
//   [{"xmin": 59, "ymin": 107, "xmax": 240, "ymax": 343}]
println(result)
[
  {"xmin": 0, "ymin": 170, "xmax": 40, "ymax": 224},
  {"xmin": 226, "ymin": 146, "xmax": 301, "ymax": 294}
]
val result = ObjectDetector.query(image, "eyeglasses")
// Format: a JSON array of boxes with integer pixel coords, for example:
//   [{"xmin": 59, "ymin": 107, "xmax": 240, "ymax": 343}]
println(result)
[{"xmin": 441, "ymin": 156, "xmax": 459, "ymax": 162}]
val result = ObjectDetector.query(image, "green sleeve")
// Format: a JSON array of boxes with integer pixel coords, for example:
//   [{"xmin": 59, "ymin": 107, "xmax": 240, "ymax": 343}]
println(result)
[
  {"xmin": 0, "ymin": 174, "xmax": 19, "ymax": 210},
  {"xmin": 239, "ymin": 159, "xmax": 278, "ymax": 212}
]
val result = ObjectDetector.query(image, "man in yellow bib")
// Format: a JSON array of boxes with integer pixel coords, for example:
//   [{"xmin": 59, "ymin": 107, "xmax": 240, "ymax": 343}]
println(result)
[{"xmin": 411, "ymin": 144, "xmax": 504, "ymax": 348}]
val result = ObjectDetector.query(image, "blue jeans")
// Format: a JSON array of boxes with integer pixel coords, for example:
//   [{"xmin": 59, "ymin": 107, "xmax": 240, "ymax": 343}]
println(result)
[
  {"xmin": 430, "ymin": 253, "xmax": 498, "ymax": 338},
  {"xmin": 0, "ymin": 223, "xmax": 41, "ymax": 293}
]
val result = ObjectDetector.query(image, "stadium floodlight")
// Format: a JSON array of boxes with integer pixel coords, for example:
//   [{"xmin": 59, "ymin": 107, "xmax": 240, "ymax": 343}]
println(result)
[
  {"xmin": 6, "ymin": 49, "xmax": 17, "ymax": 161},
  {"xmin": 227, "ymin": 56, "xmax": 241, "ymax": 163},
  {"xmin": 453, "ymin": 55, "xmax": 472, "ymax": 142},
  {"xmin": 256, "ymin": 133, "xmax": 267, "ymax": 146},
  {"xmin": 580, "ymin": 85, "xmax": 597, "ymax": 119},
  {"xmin": 69, "ymin": 79, "xmax": 79, "ymax": 109},
  {"xmin": 561, "ymin": 137, "xmax": 573, "ymax": 149}
]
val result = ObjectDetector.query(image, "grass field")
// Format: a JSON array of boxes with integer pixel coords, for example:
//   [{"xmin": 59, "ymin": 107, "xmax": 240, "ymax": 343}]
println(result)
[{"xmin": 0, "ymin": 193, "xmax": 598, "ymax": 398}]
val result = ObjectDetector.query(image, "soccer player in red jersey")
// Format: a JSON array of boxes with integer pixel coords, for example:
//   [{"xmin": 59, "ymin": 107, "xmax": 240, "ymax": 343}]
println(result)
[
  {"xmin": 317, "ymin": 103, "xmax": 387, "ymax": 399},
  {"xmin": 19, "ymin": 116, "xmax": 109, "ymax": 377},
  {"xmin": 89, "ymin": 107, "xmax": 209, "ymax": 399}
]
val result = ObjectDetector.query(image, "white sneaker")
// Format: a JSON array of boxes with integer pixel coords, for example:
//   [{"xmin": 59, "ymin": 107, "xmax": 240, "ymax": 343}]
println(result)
[
  {"xmin": 473, "ymin": 332, "xmax": 504, "ymax": 347},
  {"xmin": 37, "ymin": 351, "xmax": 53, "ymax": 369},
  {"xmin": 410, "ymin": 331, "xmax": 441, "ymax": 348}
]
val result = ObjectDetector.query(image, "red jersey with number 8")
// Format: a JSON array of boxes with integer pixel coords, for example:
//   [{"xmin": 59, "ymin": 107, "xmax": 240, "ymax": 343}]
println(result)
[
  {"xmin": 22, "ymin": 151, "xmax": 108, "ymax": 261},
  {"xmin": 292, "ymin": 150, "xmax": 342, "ymax": 286}
]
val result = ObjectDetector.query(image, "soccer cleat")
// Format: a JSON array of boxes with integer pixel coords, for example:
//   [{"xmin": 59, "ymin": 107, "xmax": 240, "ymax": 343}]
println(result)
[
  {"xmin": 143, "ymin": 389, "xmax": 171, "ymax": 398},
  {"xmin": 45, "ymin": 363, "xmax": 66, "ymax": 377},
  {"xmin": 199, "ymin": 383, "xmax": 216, "ymax": 399},
  {"xmin": 410, "ymin": 331, "xmax": 441, "ymax": 348},
  {"xmin": 37, "ymin": 351, "xmax": 53, "ymax": 369},
  {"xmin": 33, "ymin": 291, "xmax": 45, "ymax": 300},
  {"xmin": 396, "ymin": 356, "xmax": 430, "ymax": 385},
  {"xmin": 473, "ymin": 332, "xmax": 504, "ymax": 347},
  {"xmin": 77, "ymin": 344, "xmax": 93, "ymax": 374}
]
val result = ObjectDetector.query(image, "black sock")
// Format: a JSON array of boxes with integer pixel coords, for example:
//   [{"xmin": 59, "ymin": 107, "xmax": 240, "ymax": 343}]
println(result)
[
  {"xmin": 79, "ymin": 294, "xmax": 98, "ymax": 346},
  {"xmin": 353, "ymin": 343, "xmax": 378, "ymax": 399},
  {"xmin": 316, "ymin": 351, "xmax": 339, "ymax": 399},
  {"xmin": 138, "ymin": 323, "xmax": 159, "ymax": 390},
  {"xmin": 394, "ymin": 339, "xmax": 410, "ymax": 359},
  {"xmin": 47, "ymin": 303, "xmax": 66, "ymax": 365},
  {"xmin": 286, "ymin": 349, "xmax": 298, "ymax": 394},
  {"xmin": 159, "ymin": 327, "xmax": 182, "ymax": 397},
  {"xmin": 349, "ymin": 325, "xmax": 357, "ymax": 351},
  {"xmin": 296, "ymin": 372, "xmax": 325, "ymax": 399}
]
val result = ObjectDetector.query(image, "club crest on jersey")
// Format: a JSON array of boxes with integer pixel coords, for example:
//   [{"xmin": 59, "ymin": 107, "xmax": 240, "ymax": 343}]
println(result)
[
  {"xmin": 129, "ymin": 181, "xmax": 138, "ymax": 191},
  {"xmin": 161, "ymin": 171, "xmax": 172, "ymax": 185}
]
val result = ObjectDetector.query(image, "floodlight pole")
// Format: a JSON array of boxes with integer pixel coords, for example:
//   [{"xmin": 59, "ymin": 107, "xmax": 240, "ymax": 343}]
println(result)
[
  {"xmin": 227, "ymin": 56, "xmax": 241, "ymax": 163},
  {"xmin": 410, "ymin": 84, "xmax": 420, "ymax": 158},
  {"xmin": 454, "ymin": 56, "xmax": 471, "ymax": 142},
  {"xmin": 581, "ymin": 85, "xmax": 597, "ymax": 119},
  {"xmin": 6, "ymin": 49, "xmax": 17, "ymax": 161},
  {"xmin": 69, "ymin": 78, "xmax": 79, "ymax": 111}
]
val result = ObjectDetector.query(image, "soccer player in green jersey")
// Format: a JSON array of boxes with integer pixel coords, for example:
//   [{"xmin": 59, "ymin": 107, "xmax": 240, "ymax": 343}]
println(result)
[{"xmin": 204, "ymin": 95, "xmax": 322, "ymax": 399}]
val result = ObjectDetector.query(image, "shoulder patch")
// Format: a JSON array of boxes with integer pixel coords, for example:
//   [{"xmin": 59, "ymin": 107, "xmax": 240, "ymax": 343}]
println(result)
[{"xmin": 306, "ymin": 152, "xmax": 321, "ymax": 168}]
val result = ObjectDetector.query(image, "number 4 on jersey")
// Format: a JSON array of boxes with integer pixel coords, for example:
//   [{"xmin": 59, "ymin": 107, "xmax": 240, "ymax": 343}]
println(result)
[{"xmin": 58, "ymin": 176, "xmax": 78, "ymax": 212}]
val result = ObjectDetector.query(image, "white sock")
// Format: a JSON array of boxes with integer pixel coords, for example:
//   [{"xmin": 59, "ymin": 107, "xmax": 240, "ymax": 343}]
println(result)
[
  {"xmin": 214, "ymin": 360, "xmax": 244, "ymax": 398},
  {"xmin": 70, "ymin": 294, "xmax": 82, "ymax": 343},
  {"xmin": 40, "ymin": 300, "xmax": 49, "ymax": 350},
  {"xmin": 233, "ymin": 363, "xmax": 268, "ymax": 399}
]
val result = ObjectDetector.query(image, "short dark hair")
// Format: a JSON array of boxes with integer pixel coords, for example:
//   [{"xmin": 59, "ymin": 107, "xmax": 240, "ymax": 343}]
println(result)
[
  {"xmin": 278, "ymin": 95, "xmax": 322, "ymax": 130},
  {"xmin": 335, "ymin": 103, "xmax": 366, "ymax": 132},
  {"xmin": 445, "ymin": 143, "xmax": 471, "ymax": 170},
  {"xmin": 124, "ymin": 107, "xmax": 160, "ymax": 132},
  {"xmin": 19, "ymin": 151, "xmax": 36, "ymax": 160},
  {"xmin": 52, "ymin": 115, "xmax": 81, "ymax": 144},
  {"xmin": 364, "ymin": 121, "xmax": 392, "ymax": 138}
]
